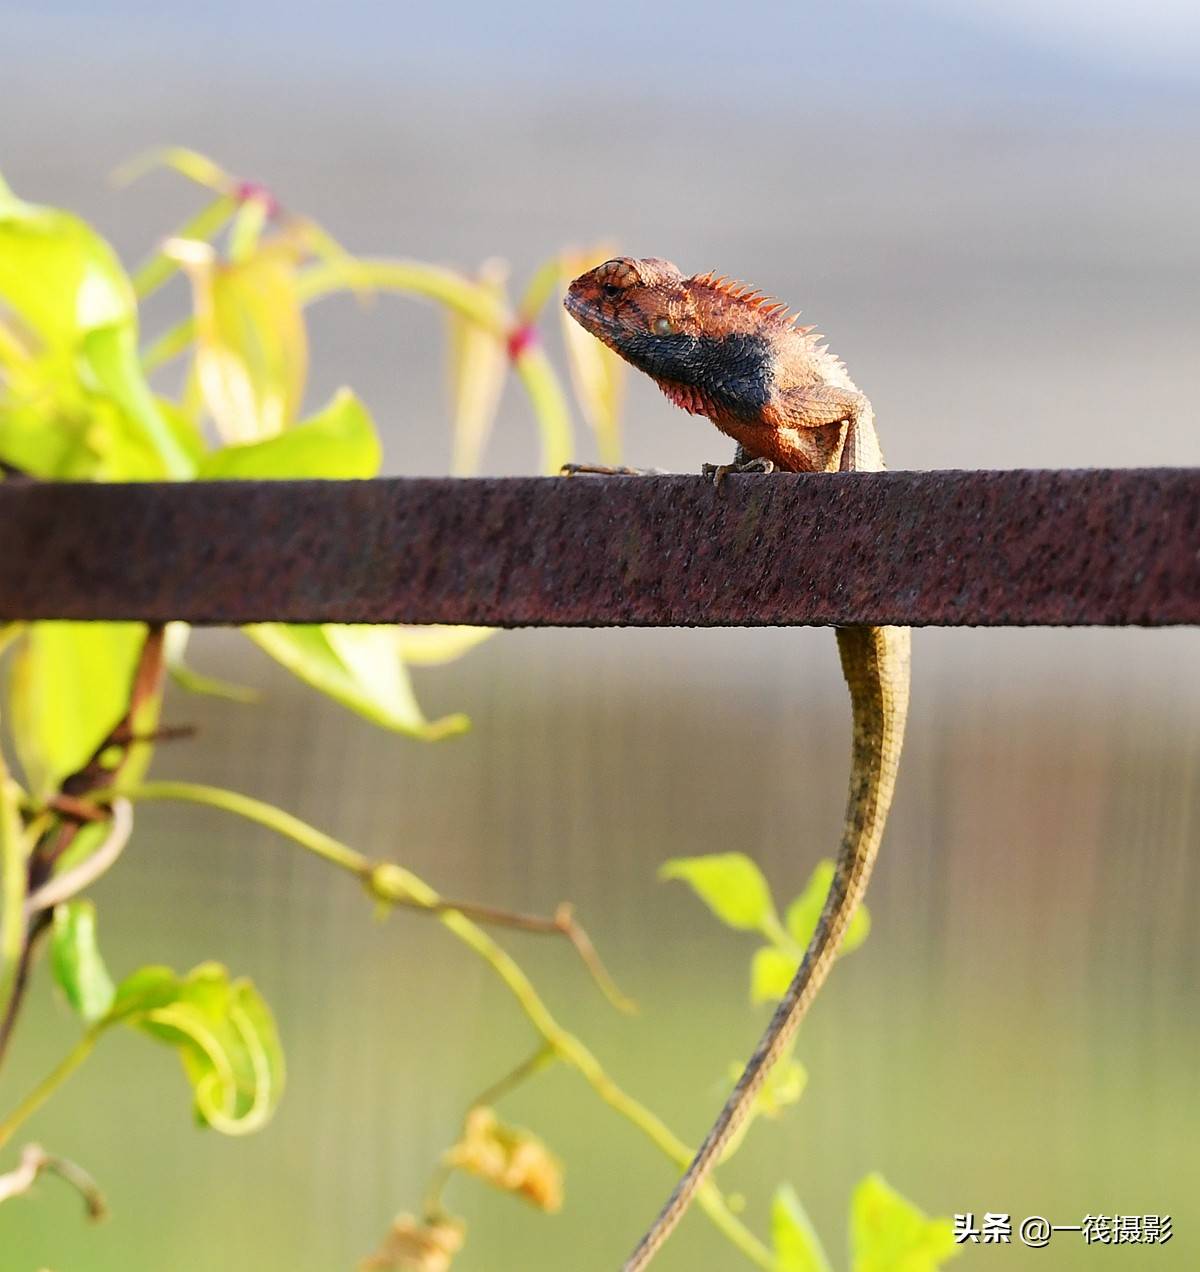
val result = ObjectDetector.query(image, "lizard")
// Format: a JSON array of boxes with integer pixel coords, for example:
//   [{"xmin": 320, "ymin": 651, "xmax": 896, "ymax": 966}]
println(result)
[{"xmin": 563, "ymin": 256, "xmax": 911, "ymax": 1271}]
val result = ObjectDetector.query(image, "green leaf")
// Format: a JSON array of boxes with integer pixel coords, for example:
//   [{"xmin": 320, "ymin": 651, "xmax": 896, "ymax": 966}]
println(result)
[
  {"xmin": 392, "ymin": 626, "xmax": 495, "ymax": 667},
  {"xmin": 659, "ymin": 853, "xmax": 777, "ymax": 933},
  {"xmin": 197, "ymin": 388, "xmax": 380, "ymax": 479},
  {"xmin": 750, "ymin": 944, "xmax": 798, "ymax": 1004},
  {"xmin": 110, "ymin": 962, "xmax": 284, "ymax": 1136},
  {"xmin": 0, "ymin": 769, "xmax": 25, "ymax": 996},
  {"xmin": 773, "ymin": 1183, "xmax": 834, "ymax": 1272},
  {"xmin": 131, "ymin": 194, "xmax": 236, "ymax": 299},
  {"xmin": 559, "ymin": 246, "xmax": 625, "ymax": 464},
  {"xmin": 785, "ymin": 860, "xmax": 871, "ymax": 957},
  {"xmin": 245, "ymin": 624, "xmax": 469, "ymax": 740},
  {"xmin": 80, "ymin": 324, "xmax": 194, "ymax": 477},
  {"xmin": 113, "ymin": 147, "xmax": 234, "ymax": 195},
  {"xmin": 719, "ymin": 1051, "xmax": 807, "ymax": 1161},
  {"xmin": 0, "ymin": 188, "xmax": 134, "ymax": 353},
  {"xmin": 850, "ymin": 1174, "xmax": 961, "ymax": 1272},
  {"xmin": 50, "ymin": 901, "xmax": 115, "ymax": 1023},
  {"xmin": 295, "ymin": 254, "xmax": 574, "ymax": 474},
  {"xmin": 8, "ymin": 623, "xmax": 145, "ymax": 797},
  {"xmin": 175, "ymin": 240, "xmax": 307, "ymax": 443},
  {"xmin": 0, "ymin": 179, "xmax": 192, "ymax": 477},
  {"xmin": 226, "ymin": 195, "xmax": 270, "ymax": 265},
  {"xmin": 164, "ymin": 622, "xmax": 260, "ymax": 704},
  {"xmin": 446, "ymin": 260, "xmax": 508, "ymax": 476}
]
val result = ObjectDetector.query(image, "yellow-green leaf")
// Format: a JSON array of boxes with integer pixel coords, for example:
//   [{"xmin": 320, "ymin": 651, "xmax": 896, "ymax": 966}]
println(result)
[
  {"xmin": 559, "ymin": 245, "xmax": 625, "ymax": 464},
  {"xmin": 851, "ymin": 1174, "xmax": 961, "ymax": 1272},
  {"xmin": 174, "ymin": 240, "xmax": 307, "ymax": 443},
  {"xmin": 0, "ymin": 185, "xmax": 134, "ymax": 353},
  {"xmin": 131, "ymin": 194, "xmax": 236, "ymax": 299},
  {"xmin": 198, "ymin": 388, "xmax": 380, "ymax": 479},
  {"xmin": 80, "ymin": 325, "xmax": 195, "ymax": 477},
  {"xmin": 113, "ymin": 147, "xmax": 234, "ymax": 196},
  {"xmin": 785, "ymin": 860, "xmax": 871, "ymax": 956},
  {"xmin": 773, "ymin": 1183, "xmax": 834, "ymax": 1272},
  {"xmin": 226, "ymin": 196, "xmax": 271, "ymax": 265},
  {"xmin": 446, "ymin": 259, "xmax": 508, "ymax": 476},
  {"xmin": 659, "ymin": 853, "xmax": 778, "ymax": 933},
  {"xmin": 50, "ymin": 900, "xmax": 115, "ymax": 1023},
  {"xmin": 8, "ymin": 623, "xmax": 145, "ymax": 797},
  {"xmin": 0, "ymin": 765, "xmax": 25, "ymax": 995},
  {"xmin": 164, "ymin": 622, "xmax": 260, "ymax": 704},
  {"xmin": 392, "ymin": 626, "xmax": 495, "ymax": 667},
  {"xmin": 719, "ymin": 1051, "xmax": 808, "ymax": 1161},
  {"xmin": 245, "ymin": 624, "xmax": 468, "ymax": 741},
  {"xmin": 0, "ymin": 178, "xmax": 192, "ymax": 477},
  {"xmin": 111, "ymin": 962, "xmax": 284, "ymax": 1136},
  {"xmin": 750, "ymin": 944, "xmax": 798, "ymax": 1004}
]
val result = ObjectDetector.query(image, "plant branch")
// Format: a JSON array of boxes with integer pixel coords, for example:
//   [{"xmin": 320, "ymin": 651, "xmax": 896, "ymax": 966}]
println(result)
[
  {"xmin": 424, "ymin": 1043, "xmax": 557, "ymax": 1219},
  {"xmin": 468, "ymin": 1043, "xmax": 556, "ymax": 1115},
  {"xmin": 0, "ymin": 1029, "xmax": 100, "ymax": 1151},
  {"xmin": 92, "ymin": 781, "xmax": 772, "ymax": 1268},
  {"xmin": 420, "ymin": 897, "xmax": 634, "ymax": 1015},
  {"xmin": 297, "ymin": 257, "xmax": 573, "ymax": 474},
  {"xmin": 0, "ymin": 627, "xmax": 166, "ymax": 1071},
  {"xmin": 23, "ymin": 799, "xmax": 133, "ymax": 918},
  {"xmin": 0, "ymin": 764, "xmax": 28, "ymax": 1038},
  {"xmin": 0, "ymin": 1141, "xmax": 107, "ymax": 1219}
]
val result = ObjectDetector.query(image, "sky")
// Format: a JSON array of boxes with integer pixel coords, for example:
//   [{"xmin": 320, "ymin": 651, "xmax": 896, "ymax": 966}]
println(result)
[{"xmin": 4, "ymin": 0, "xmax": 1200, "ymax": 114}]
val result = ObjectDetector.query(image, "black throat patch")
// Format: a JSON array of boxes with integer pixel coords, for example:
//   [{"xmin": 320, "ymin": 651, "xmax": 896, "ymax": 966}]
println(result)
[{"xmin": 619, "ymin": 330, "xmax": 773, "ymax": 418}]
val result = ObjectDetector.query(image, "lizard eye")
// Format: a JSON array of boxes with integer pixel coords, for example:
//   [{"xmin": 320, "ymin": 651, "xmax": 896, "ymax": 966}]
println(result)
[
  {"xmin": 653, "ymin": 316, "xmax": 674, "ymax": 336},
  {"xmin": 602, "ymin": 283, "xmax": 622, "ymax": 298}
]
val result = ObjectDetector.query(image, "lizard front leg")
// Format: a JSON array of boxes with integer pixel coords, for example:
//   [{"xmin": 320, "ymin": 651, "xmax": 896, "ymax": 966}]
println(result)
[{"xmin": 701, "ymin": 444, "xmax": 776, "ymax": 487}]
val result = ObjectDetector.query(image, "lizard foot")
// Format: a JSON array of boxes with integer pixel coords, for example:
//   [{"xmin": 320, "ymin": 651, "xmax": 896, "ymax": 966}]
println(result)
[
  {"xmin": 701, "ymin": 456, "xmax": 776, "ymax": 488},
  {"xmin": 560, "ymin": 463, "xmax": 664, "ymax": 477}
]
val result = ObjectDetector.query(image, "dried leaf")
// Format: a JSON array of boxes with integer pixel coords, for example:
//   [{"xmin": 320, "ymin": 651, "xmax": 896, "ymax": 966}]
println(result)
[
  {"xmin": 360, "ymin": 1215, "xmax": 464, "ymax": 1272},
  {"xmin": 446, "ymin": 1107, "xmax": 563, "ymax": 1212}
]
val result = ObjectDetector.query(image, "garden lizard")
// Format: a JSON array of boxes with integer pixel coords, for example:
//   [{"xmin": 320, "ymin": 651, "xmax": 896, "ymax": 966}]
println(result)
[{"xmin": 564, "ymin": 257, "xmax": 911, "ymax": 1270}]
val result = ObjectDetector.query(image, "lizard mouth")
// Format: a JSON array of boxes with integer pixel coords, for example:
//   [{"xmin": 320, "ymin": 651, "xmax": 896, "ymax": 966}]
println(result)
[
  {"xmin": 563, "ymin": 289, "xmax": 589, "ymax": 322},
  {"xmin": 564, "ymin": 289, "xmax": 621, "ymax": 343}
]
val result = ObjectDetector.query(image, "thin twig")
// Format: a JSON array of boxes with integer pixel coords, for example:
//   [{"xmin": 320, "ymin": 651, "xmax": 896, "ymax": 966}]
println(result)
[
  {"xmin": 88, "ymin": 781, "xmax": 773, "ymax": 1269},
  {"xmin": 108, "ymin": 723, "xmax": 196, "ymax": 747},
  {"xmin": 424, "ymin": 1044, "xmax": 556, "ymax": 1220},
  {"xmin": 469, "ymin": 1043, "xmax": 556, "ymax": 1114},
  {"xmin": 23, "ymin": 800, "xmax": 133, "ymax": 918},
  {"xmin": 0, "ymin": 916, "xmax": 46, "ymax": 1066},
  {"xmin": 0, "ymin": 1142, "xmax": 107, "ymax": 1219},
  {"xmin": 46, "ymin": 795, "xmax": 110, "ymax": 824},
  {"xmin": 0, "ymin": 628, "xmax": 166, "ymax": 1071},
  {"xmin": 410, "ymin": 896, "xmax": 635, "ymax": 1015}
]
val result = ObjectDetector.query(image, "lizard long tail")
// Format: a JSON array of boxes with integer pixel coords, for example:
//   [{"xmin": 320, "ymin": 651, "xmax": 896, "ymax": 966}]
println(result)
[{"xmin": 623, "ymin": 622, "xmax": 911, "ymax": 1271}]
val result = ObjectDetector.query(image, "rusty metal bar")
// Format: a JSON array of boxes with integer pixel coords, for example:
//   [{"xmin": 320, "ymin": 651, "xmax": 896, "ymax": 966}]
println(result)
[{"xmin": 1, "ymin": 471, "xmax": 1197, "ymax": 627}]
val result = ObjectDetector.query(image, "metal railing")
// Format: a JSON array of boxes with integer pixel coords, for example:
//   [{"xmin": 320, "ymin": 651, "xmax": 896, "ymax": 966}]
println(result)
[{"xmin": 3, "ymin": 470, "xmax": 1198, "ymax": 626}]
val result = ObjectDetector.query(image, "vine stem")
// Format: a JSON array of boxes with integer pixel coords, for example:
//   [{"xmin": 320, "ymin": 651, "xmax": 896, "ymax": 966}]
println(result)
[
  {"xmin": 0, "ymin": 1030, "xmax": 100, "ymax": 1151},
  {"xmin": 0, "ymin": 761, "xmax": 28, "ymax": 1036},
  {"xmin": 296, "ymin": 258, "xmax": 573, "ymax": 474},
  {"xmin": 88, "ymin": 781, "xmax": 774, "ymax": 1269}
]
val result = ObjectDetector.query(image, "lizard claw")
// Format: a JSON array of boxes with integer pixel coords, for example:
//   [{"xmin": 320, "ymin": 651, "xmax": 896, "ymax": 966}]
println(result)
[{"xmin": 702, "ymin": 457, "xmax": 776, "ymax": 488}]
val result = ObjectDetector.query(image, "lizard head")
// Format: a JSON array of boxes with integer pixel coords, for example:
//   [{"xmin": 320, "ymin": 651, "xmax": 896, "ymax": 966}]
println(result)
[
  {"xmin": 564, "ymin": 257, "xmax": 778, "ymax": 420},
  {"xmin": 564, "ymin": 257, "xmax": 700, "ymax": 365}
]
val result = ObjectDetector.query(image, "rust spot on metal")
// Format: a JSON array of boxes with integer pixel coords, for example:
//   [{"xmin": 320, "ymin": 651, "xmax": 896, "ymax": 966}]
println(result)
[{"xmin": 0, "ymin": 471, "xmax": 1197, "ymax": 627}]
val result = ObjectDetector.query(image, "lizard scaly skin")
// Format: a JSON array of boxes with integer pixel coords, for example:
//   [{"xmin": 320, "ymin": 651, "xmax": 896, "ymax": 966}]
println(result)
[{"xmin": 564, "ymin": 257, "xmax": 911, "ymax": 1271}]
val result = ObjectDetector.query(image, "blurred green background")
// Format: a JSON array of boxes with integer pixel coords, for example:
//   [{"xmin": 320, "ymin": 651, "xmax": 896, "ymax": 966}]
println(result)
[{"xmin": 3, "ymin": 1, "xmax": 1199, "ymax": 1268}]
